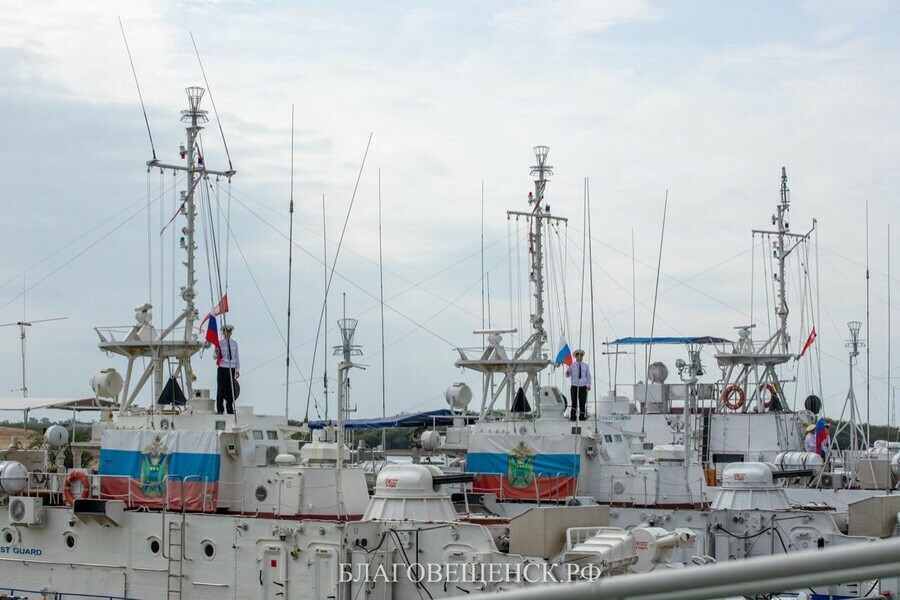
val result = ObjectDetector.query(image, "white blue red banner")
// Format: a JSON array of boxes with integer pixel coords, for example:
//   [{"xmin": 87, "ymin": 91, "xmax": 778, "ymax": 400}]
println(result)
[
  {"xmin": 467, "ymin": 435, "xmax": 580, "ymax": 500},
  {"xmin": 99, "ymin": 430, "xmax": 221, "ymax": 511}
]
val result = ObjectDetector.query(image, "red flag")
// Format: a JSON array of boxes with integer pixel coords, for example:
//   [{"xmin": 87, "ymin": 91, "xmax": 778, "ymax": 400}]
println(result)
[
  {"xmin": 200, "ymin": 294, "xmax": 229, "ymax": 329},
  {"xmin": 798, "ymin": 327, "xmax": 817, "ymax": 358}
]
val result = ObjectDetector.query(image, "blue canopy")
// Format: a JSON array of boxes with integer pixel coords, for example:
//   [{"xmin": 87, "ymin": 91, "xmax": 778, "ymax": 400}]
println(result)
[
  {"xmin": 610, "ymin": 336, "xmax": 731, "ymax": 345},
  {"xmin": 308, "ymin": 409, "xmax": 478, "ymax": 430}
]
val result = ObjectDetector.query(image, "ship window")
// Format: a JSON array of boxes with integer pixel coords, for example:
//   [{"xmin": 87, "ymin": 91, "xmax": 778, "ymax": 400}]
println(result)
[
  {"xmin": 255, "ymin": 485, "xmax": 268, "ymax": 502},
  {"xmin": 215, "ymin": 421, "xmax": 226, "ymax": 431},
  {"xmin": 202, "ymin": 539, "xmax": 216, "ymax": 559},
  {"xmin": 604, "ymin": 435, "xmax": 613, "ymax": 443},
  {"xmin": 252, "ymin": 430, "xmax": 264, "ymax": 440},
  {"xmin": 2, "ymin": 529, "xmax": 13, "ymax": 544},
  {"xmin": 613, "ymin": 435, "xmax": 623, "ymax": 442},
  {"xmin": 149, "ymin": 537, "xmax": 161, "ymax": 555},
  {"xmin": 267, "ymin": 431, "xmax": 278, "ymax": 440},
  {"xmin": 64, "ymin": 532, "xmax": 76, "ymax": 550}
]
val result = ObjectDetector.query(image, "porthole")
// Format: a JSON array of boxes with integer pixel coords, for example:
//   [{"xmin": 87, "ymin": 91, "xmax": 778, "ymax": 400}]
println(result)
[
  {"xmin": 64, "ymin": 532, "xmax": 77, "ymax": 550},
  {"xmin": 149, "ymin": 537, "xmax": 161, "ymax": 555},
  {"xmin": 255, "ymin": 485, "xmax": 268, "ymax": 502},
  {"xmin": 2, "ymin": 530, "xmax": 13, "ymax": 544},
  {"xmin": 201, "ymin": 539, "xmax": 215, "ymax": 560}
]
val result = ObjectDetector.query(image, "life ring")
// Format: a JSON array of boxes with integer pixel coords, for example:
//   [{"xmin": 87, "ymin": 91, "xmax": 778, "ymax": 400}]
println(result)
[
  {"xmin": 758, "ymin": 383, "xmax": 777, "ymax": 409},
  {"xmin": 722, "ymin": 385, "xmax": 745, "ymax": 410},
  {"xmin": 64, "ymin": 470, "xmax": 91, "ymax": 506}
]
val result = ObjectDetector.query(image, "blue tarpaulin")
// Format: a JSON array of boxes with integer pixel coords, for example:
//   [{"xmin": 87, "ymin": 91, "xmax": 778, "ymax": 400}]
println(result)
[
  {"xmin": 610, "ymin": 336, "xmax": 731, "ymax": 345},
  {"xmin": 307, "ymin": 409, "xmax": 478, "ymax": 430}
]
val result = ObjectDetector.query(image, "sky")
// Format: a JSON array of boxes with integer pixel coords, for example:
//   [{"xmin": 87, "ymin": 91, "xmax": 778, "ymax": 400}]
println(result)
[{"xmin": 0, "ymin": 1, "xmax": 899, "ymax": 427}]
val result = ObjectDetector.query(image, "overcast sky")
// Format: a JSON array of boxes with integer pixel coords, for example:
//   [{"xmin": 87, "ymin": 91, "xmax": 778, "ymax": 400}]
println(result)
[{"xmin": 1, "ymin": 1, "xmax": 899, "ymax": 427}]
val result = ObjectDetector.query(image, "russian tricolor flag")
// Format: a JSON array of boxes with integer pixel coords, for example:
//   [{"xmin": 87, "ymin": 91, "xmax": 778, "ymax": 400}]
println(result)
[
  {"xmin": 815, "ymin": 417, "xmax": 827, "ymax": 455},
  {"xmin": 206, "ymin": 315, "xmax": 221, "ymax": 365},
  {"xmin": 201, "ymin": 295, "xmax": 229, "ymax": 366},
  {"xmin": 555, "ymin": 338, "xmax": 573, "ymax": 366}
]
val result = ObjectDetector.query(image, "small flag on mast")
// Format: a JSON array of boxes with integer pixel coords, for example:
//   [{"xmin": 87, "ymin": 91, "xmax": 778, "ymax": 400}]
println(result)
[
  {"xmin": 201, "ymin": 294, "xmax": 229, "ymax": 329},
  {"xmin": 798, "ymin": 327, "xmax": 817, "ymax": 358}
]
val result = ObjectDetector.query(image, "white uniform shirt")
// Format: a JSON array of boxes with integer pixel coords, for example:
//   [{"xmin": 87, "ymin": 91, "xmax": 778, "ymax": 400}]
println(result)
[
  {"xmin": 804, "ymin": 432, "xmax": 816, "ymax": 453},
  {"xmin": 567, "ymin": 360, "xmax": 592, "ymax": 387},
  {"xmin": 218, "ymin": 337, "xmax": 240, "ymax": 371}
]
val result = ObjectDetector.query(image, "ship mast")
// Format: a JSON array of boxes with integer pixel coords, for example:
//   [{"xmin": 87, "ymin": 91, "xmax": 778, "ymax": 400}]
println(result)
[
  {"xmin": 455, "ymin": 146, "xmax": 566, "ymax": 418},
  {"xmin": 97, "ymin": 87, "xmax": 235, "ymax": 414},
  {"xmin": 716, "ymin": 167, "xmax": 815, "ymax": 412},
  {"xmin": 773, "ymin": 167, "xmax": 790, "ymax": 354},
  {"xmin": 529, "ymin": 145, "xmax": 551, "ymax": 350},
  {"xmin": 181, "ymin": 87, "xmax": 204, "ymax": 352}
]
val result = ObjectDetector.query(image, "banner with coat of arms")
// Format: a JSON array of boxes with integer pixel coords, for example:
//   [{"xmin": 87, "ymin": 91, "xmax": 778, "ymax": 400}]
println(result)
[
  {"xmin": 466, "ymin": 435, "xmax": 580, "ymax": 500},
  {"xmin": 98, "ymin": 430, "xmax": 221, "ymax": 511}
]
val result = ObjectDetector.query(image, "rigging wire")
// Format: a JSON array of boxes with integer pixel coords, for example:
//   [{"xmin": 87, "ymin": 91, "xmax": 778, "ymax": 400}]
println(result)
[
  {"xmin": 642, "ymin": 191, "xmax": 668, "ymax": 430},
  {"xmin": 378, "ymin": 170, "xmax": 387, "ymax": 439},
  {"xmin": 578, "ymin": 181, "xmax": 588, "ymax": 350},
  {"xmin": 631, "ymin": 229, "xmax": 637, "ymax": 383},
  {"xmin": 225, "ymin": 178, "xmax": 233, "ymax": 292},
  {"xmin": 514, "ymin": 218, "xmax": 522, "ymax": 347},
  {"xmin": 814, "ymin": 225, "xmax": 824, "ymax": 399},
  {"xmin": 586, "ymin": 178, "xmax": 599, "ymax": 430},
  {"xmin": 159, "ymin": 169, "xmax": 165, "ymax": 324},
  {"xmin": 304, "ymin": 133, "xmax": 374, "ymax": 422},
  {"xmin": 171, "ymin": 171, "xmax": 177, "ymax": 324},
  {"xmin": 217, "ymin": 196, "xmax": 321, "ymax": 417},
  {"xmin": 507, "ymin": 216, "xmax": 514, "ymax": 336},
  {"xmin": 762, "ymin": 235, "xmax": 773, "ymax": 337},
  {"xmin": 0, "ymin": 182, "xmax": 180, "ymax": 313},
  {"xmin": 219, "ymin": 180, "xmax": 499, "ymax": 323},
  {"xmin": 323, "ymin": 193, "xmax": 329, "ymax": 420},
  {"xmin": 481, "ymin": 180, "xmax": 485, "ymax": 340},
  {"xmin": 146, "ymin": 171, "xmax": 153, "ymax": 306},
  {"xmin": 190, "ymin": 32, "xmax": 234, "ymax": 173},
  {"xmin": 750, "ymin": 236, "xmax": 756, "ymax": 333},
  {"xmin": 217, "ymin": 180, "xmax": 509, "ymax": 352}
]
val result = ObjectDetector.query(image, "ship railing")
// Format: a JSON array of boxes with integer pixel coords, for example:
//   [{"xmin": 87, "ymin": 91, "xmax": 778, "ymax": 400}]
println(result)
[{"xmin": 22, "ymin": 471, "xmax": 133, "ymax": 507}]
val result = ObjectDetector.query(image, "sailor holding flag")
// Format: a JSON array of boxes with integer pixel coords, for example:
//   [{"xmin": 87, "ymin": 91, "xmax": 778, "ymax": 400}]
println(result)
[{"xmin": 557, "ymin": 339, "xmax": 591, "ymax": 421}]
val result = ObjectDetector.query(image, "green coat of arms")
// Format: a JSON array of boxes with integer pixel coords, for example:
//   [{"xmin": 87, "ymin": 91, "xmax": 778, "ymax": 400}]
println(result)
[
  {"xmin": 140, "ymin": 435, "xmax": 171, "ymax": 497},
  {"xmin": 507, "ymin": 442, "xmax": 536, "ymax": 489}
]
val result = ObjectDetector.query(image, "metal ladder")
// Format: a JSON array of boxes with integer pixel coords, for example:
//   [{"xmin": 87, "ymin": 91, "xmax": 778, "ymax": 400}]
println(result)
[
  {"xmin": 163, "ymin": 474, "xmax": 191, "ymax": 600},
  {"xmin": 166, "ymin": 519, "xmax": 185, "ymax": 599}
]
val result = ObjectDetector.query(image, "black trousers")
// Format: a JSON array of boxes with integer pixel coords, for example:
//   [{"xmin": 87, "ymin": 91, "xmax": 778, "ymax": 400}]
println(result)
[
  {"xmin": 217, "ymin": 367, "xmax": 237, "ymax": 414},
  {"xmin": 570, "ymin": 385, "xmax": 588, "ymax": 421}
]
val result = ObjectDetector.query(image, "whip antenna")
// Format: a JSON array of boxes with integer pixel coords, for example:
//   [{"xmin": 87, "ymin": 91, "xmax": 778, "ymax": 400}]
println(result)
[
  {"xmin": 284, "ymin": 105, "xmax": 296, "ymax": 421},
  {"xmin": 118, "ymin": 17, "xmax": 156, "ymax": 161}
]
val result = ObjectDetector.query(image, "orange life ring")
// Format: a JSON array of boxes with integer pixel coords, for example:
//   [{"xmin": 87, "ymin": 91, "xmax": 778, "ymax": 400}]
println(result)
[
  {"xmin": 758, "ymin": 383, "xmax": 777, "ymax": 409},
  {"xmin": 64, "ymin": 470, "xmax": 91, "ymax": 506},
  {"xmin": 722, "ymin": 385, "xmax": 746, "ymax": 410}
]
